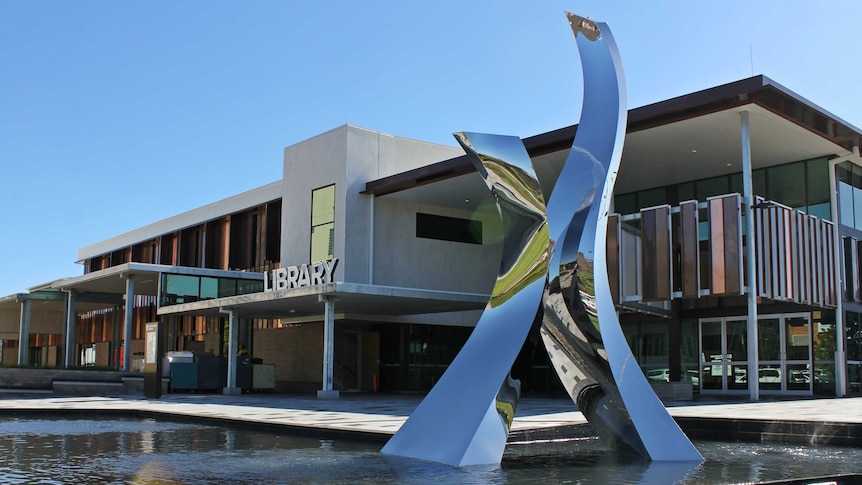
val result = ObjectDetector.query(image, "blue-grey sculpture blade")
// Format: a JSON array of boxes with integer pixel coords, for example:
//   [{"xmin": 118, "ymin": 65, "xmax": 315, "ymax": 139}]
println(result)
[
  {"xmin": 540, "ymin": 13, "xmax": 703, "ymax": 461},
  {"xmin": 381, "ymin": 132, "xmax": 548, "ymax": 466}
]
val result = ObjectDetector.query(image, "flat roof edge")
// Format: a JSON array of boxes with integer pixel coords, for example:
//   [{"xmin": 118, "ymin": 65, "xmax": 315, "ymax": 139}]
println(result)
[{"xmin": 78, "ymin": 181, "xmax": 283, "ymax": 262}]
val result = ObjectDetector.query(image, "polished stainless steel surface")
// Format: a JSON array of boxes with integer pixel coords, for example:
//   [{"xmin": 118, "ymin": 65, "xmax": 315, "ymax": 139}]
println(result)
[
  {"xmin": 384, "ymin": 12, "xmax": 701, "ymax": 466},
  {"xmin": 539, "ymin": 13, "xmax": 702, "ymax": 461},
  {"xmin": 381, "ymin": 133, "xmax": 548, "ymax": 466}
]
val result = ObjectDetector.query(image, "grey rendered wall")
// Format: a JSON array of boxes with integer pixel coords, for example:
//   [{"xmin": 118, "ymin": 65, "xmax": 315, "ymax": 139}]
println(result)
[
  {"xmin": 0, "ymin": 308, "xmax": 65, "ymax": 335},
  {"xmin": 281, "ymin": 125, "xmax": 464, "ymax": 284},
  {"xmin": 281, "ymin": 126, "xmax": 349, "ymax": 278},
  {"xmin": 371, "ymin": 197, "xmax": 502, "ymax": 294}
]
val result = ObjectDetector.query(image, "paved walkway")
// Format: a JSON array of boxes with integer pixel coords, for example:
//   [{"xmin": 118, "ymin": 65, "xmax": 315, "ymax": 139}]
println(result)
[{"xmin": 0, "ymin": 393, "xmax": 860, "ymax": 443}]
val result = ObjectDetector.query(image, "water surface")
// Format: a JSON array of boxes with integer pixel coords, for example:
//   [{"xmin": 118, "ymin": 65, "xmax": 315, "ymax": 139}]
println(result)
[{"xmin": 0, "ymin": 417, "xmax": 859, "ymax": 484}]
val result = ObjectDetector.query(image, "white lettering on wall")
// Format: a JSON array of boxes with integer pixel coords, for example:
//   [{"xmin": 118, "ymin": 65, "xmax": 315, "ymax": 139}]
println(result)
[{"xmin": 264, "ymin": 259, "xmax": 339, "ymax": 292}]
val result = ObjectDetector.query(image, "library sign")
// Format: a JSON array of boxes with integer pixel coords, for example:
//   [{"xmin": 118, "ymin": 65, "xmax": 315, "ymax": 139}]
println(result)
[{"xmin": 263, "ymin": 259, "xmax": 339, "ymax": 292}]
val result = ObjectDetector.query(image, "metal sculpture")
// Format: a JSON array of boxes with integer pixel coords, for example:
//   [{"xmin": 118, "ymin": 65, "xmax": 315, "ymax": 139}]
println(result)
[
  {"xmin": 540, "ymin": 13, "xmax": 702, "ymax": 461},
  {"xmin": 382, "ymin": 12, "xmax": 703, "ymax": 466},
  {"xmin": 381, "ymin": 132, "xmax": 549, "ymax": 466}
]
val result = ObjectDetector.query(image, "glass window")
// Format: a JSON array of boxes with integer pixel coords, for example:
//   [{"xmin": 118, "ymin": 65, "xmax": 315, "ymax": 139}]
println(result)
[
  {"xmin": 785, "ymin": 317, "xmax": 811, "ymax": 361},
  {"xmin": 752, "ymin": 169, "xmax": 766, "ymax": 198},
  {"xmin": 200, "ymin": 277, "xmax": 218, "ymax": 300},
  {"xmin": 311, "ymin": 185, "xmax": 336, "ymax": 261},
  {"xmin": 696, "ymin": 176, "xmax": 729, "ymax": 201},
  {"xmin": 164, "ymin": 274, "xmax": 199, "ymax": 300},
  {"xmin": 806, "ymin": 158, "xmax": 830, "ymax": 206},
  {"xmin": 725, "ymin": 319, "xmax": 748, "ymax": 363},
  {"xmin": 677, "ymin": 182, "xmax": 694, "ymax": 202},
  {"xmin": 416, "ymin": 213, "xmax": 482, "ymax": 244},
  {"xmin": 729, "ymin": 173, "xmax": 743, "ymax": 195},
  {"xmin": 218, "ymin": 278, "xmax": 238, "ymax": 298},
  {"xmin": 767, "ymin": 162, "xmax": 806, "ymax": 208},
  {"xmin": 613, "ymin": 193, "xmax": 636, "ymax": 215},
  {"xmin": 838, "ymin": 163, "xmax": 855, "ymax": 227},
  {"xmin": 807, "ymin": 203, "xmax": 831, "ymax": 221},
  {"xmin": 854, "ymin": 169, "xmax": 862, "ymax": 230},
  {"xmin": 758, "ymin": 319, "xmax": 781, "ymax": 361},
  {"xmin": 160, "ymin": 274, "xmax": 263, "ymax": 306},
  {"xmin": 637, "ymin": 187, "xmax": 665, "ymax": 210}
]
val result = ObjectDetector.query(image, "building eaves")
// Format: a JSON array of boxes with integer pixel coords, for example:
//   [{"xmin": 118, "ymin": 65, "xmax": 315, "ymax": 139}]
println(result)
[
  {"xmin": 364, "ymin": 76, "xmax": 862, "ymax": 197},
  {"xmin": 78, "ymin": 180, "xmax": 283, "ymax": 263}
]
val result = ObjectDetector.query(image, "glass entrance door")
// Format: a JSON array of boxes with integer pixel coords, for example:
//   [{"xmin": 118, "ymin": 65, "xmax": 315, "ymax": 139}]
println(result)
[
  {"xmin": 699, "ymin": 318, "xmax": 749, "ymax": 393},
  {"xmin": 700, "ymin": 313, "xmax": 812, "ymax": 395},
  {"xmin": 758, "ymin": 314, "xmax": 812, "ymax": 393}
]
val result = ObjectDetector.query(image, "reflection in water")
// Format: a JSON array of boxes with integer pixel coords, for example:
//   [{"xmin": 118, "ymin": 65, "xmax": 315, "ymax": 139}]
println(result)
[{"xmin": 0, "ymin": 417, "xmax": 859, "ymax": 484}]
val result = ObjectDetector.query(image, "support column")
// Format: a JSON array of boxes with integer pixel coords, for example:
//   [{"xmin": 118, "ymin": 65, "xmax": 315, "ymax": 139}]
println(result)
[
  {"xmin": 122, "ymin": 274, "xmax": 135, "ymax": 371},
  {"xmin": 318, "ymin": 296, "xmax": 339, "ymax": 399},
  {"xmin": 222, "ymin": 308, "xmax": 240, "ymax": 395},
  {"xmin": 668, "ymin": 301, "xmax": 682, "ymax": 382},
  {"xmin": 368, "ymin": 194, "xmax": 375, "ymax": 284},
  {"xmin": 17, "ymin": 300, "xmax": 31, "ymax": 366},
  {"xmin": 829, "ymin": 155, "xmax": 849, "ymax": 397},
  {"xmin": 111, "ymin": 304, "xmax": 121, "ymax": 368},
  {"xmin": 741, "ymin": 110, "xmax": 760, "ymax": 401},
  {"xmin": 63, "ymin": 291, "xmax": 76, "ymax": 368}
]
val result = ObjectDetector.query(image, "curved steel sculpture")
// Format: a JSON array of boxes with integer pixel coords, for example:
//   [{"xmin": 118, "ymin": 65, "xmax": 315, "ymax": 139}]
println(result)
[
  {"xmin": 381, "ymin": 132, "xmax": 549, "ymax": 466},
  {"xmin": 540, "ymin": 13, "xmax": 702, "ymax": 461},
  {"xmin": 383, "ymin": 12, "xmax": 702, "ymax": 466}
]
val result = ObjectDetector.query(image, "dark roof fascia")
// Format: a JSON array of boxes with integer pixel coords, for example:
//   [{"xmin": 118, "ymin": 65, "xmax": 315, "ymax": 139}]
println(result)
[
  {"xmin": 361, "ymin": 154, "xmax": 475, "ymax": 197},
  {"xmin": 364, "ymin": 75, "xmax": 862, "ymax": 196}
]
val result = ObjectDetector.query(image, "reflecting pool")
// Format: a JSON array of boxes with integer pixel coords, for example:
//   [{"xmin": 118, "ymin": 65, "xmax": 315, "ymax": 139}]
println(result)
[{"xmin": 0, "ymin": 417, "xmax": 860, "ymax": 484}]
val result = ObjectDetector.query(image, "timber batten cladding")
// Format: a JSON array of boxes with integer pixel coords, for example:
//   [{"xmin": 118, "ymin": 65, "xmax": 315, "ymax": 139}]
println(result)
[{"xmin": 609, "ymin": 193, "xmax": 838, "ymax": 309}]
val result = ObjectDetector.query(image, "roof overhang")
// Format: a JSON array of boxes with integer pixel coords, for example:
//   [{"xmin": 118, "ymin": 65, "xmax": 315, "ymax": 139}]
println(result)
[
  {"xmin": 0, "ymin": 264, "xmax": 266, "ymax": 332},
  {"xmin": 50, "ymin": 263, "xmax": 262, "ymax": 297},
  {"xmin": 157, "ymin": 282, "xmax": 489, "ymax": 319},
  {"xmin": 363, "ymin": 75, "xmax": 862, "ymax": 201}
]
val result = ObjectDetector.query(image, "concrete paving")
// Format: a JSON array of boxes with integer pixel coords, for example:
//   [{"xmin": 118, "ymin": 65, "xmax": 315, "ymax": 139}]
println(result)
[{"xmin": 0, "ymin": 392, "xmax": 859, "ymax": 444}]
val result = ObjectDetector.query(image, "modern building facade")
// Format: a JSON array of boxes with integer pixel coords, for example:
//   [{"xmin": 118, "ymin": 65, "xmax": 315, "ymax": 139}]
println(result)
[{"xmin": 1, "ymin": 75, "xmax": 861, "ymax": 398}]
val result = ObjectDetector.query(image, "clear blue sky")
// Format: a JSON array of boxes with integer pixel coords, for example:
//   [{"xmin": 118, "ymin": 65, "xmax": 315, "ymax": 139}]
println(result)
[{"xmin": 1, "ymin": 1, "xmax": 861, "ymax": 296}]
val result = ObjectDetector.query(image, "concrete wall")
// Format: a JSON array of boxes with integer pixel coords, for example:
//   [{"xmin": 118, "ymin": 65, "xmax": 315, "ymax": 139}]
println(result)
[
  {"xmin": 372, "ymin": 197, "xmax": 501, "ymax": 294},
  {"xmin": 253, "ymin": 324, "xmax": 323, "ymax": 391},
  {"xmin": 281, "ymin": 125, "xmax": 464, "ymax": 284},
  {"xmin": 0, "ymin": 368, "xmax": 135, "ymax": 390},
  {"xmin": 0, "ymin": 306, "xmax": 64, "ymax": 334},
  {"xmin": 281, "ymin": 126, "xmax": 349, "ymax": 277},
  {"xmin": 0, "ymin": 308, "xmax": 20, "ymax": 334},
  {"xmin": 342, "ymin": 127, "xmax": 464, "ymax": 284},
  {"xmin": 2, "ymin": 345, "xmax": 16, "ymax": 366},
  {"xmin": 251, "ymin": 322, "xmax": 369, "ymax": 392}
]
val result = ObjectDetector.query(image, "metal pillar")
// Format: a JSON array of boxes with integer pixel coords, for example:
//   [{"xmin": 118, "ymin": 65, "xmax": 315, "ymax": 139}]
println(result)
[
  {"xmin": 741, "ymin": 110, "xmax": 760, "ymax": 401},
  {"xmin": 122, "ymin": 274, "xmax": 135, "ymax": 371},
  {"xmin": 17, "ymin": 300, "xmax": 31, "ymax": 366},
  {"xmin": 369, "ymin": 194, "xmax": 375, "ymax": 284},
  {"xmin": 64, "ymin": 291, "xmax": 76, "ymax": 368},
  {"xmin": 829, "ymin": 151, "xmax": 857, "ymax": 397},
  {"xmin": 111, "ymin": 304, "xmax": 122, "ymax": 368},
  {"xmin": 222, "ymin": 308, "xmax": 240, "ymax": 395},
  {"xmin": 318, "ymin": 296, "xmax": 339, "ymax": 399}
]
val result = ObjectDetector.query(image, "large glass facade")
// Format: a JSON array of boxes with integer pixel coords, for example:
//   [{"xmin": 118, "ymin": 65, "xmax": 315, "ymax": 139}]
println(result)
[
  {"xmin": 622, "ymin": 321, "xmax": 669, "ymax": 381},
  {"xmin": 159, "ymin": 273, "xmax": 263, "ymax": 307},
  {"xmin": 846, "ymin": 311, "xmax": 862, "ymax": 394},
  {"xmin": 699, "ymin": 317, "xmax": 749, "ymax": 392},
  {"xmin": 615, "ymin": 157, "xmax": 830, "ymax": 219},
  {"xmin": 836, "ymin": 162, "xmax": 862, "ymax": 231},
  {"xmin": 310, "ymin": 185, "xmax": 335, "ymax": 262}
]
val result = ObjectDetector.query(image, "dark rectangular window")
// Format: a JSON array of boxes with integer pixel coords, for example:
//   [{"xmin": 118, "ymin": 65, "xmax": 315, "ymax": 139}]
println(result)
[{"xmin": 416, "ymin": 213, "xmax": 482, "ymax": 245}]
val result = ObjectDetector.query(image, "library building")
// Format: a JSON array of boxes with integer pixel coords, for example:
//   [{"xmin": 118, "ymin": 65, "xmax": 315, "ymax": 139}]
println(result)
[{"xmin": 1, "ymin": 75, "xmax": 861, "ymax": 399}]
